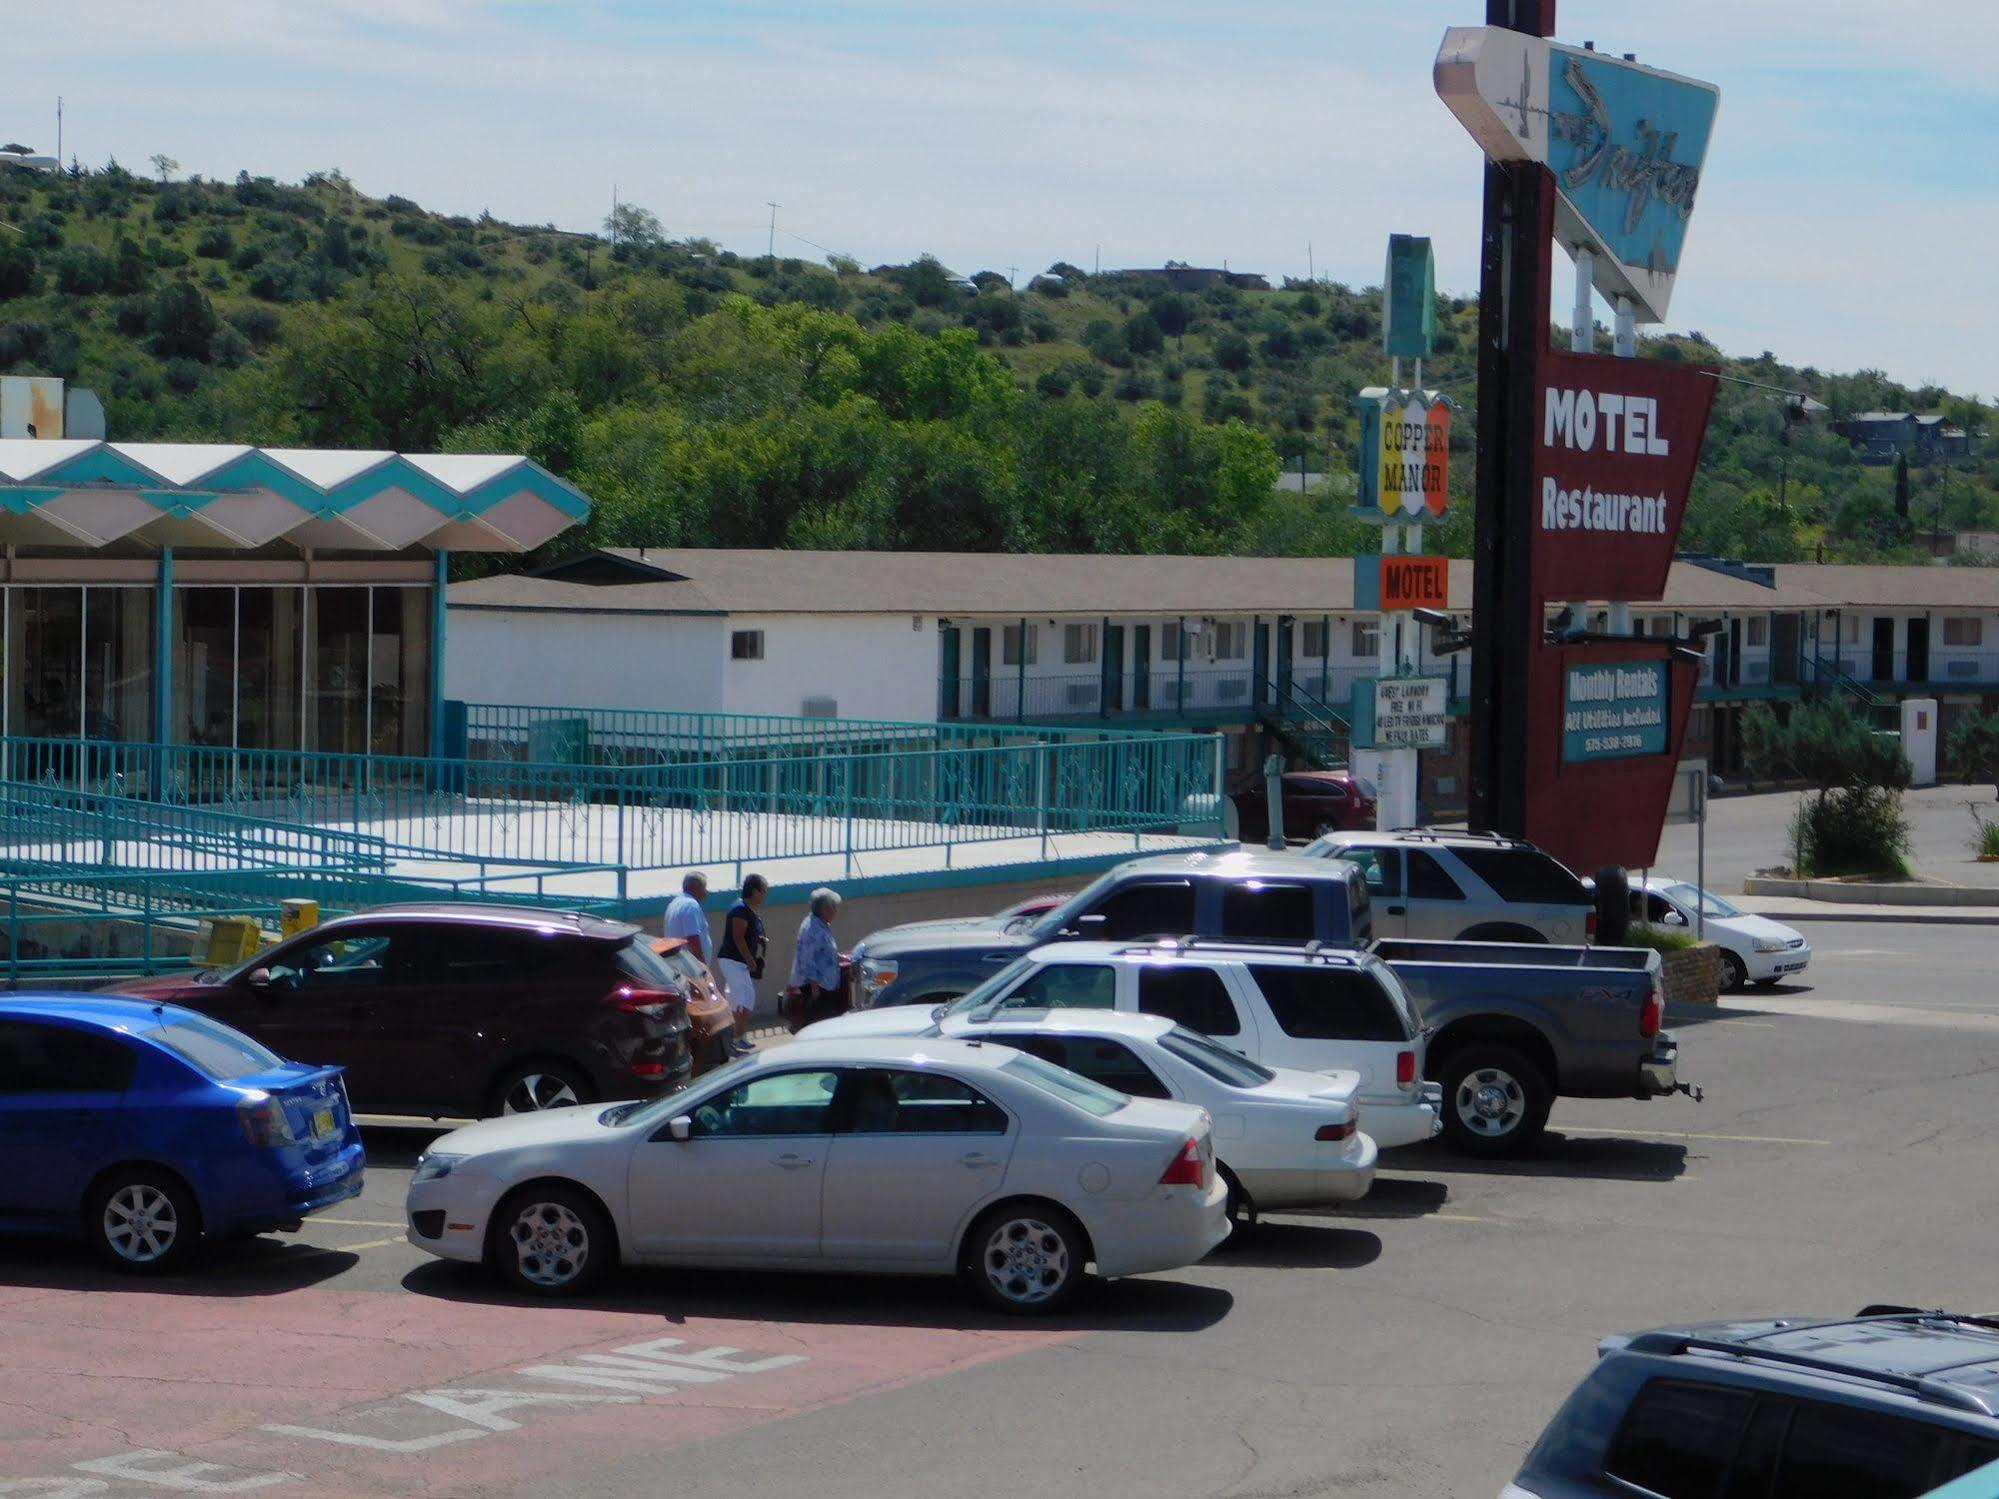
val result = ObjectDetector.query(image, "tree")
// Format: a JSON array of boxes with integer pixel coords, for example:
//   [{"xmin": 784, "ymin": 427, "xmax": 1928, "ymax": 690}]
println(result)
[
  {"xmin": 1743, "ymin": 698, "xmax": 1911, "ymax": 875},
  {"xmin": 602, "ymin": 201, "xmax": 663, "ymax": 249},
  {"xmin": 1152, "ymin": 292, "xmax": 1191, "ymax": 345},
  {"xmin": 1893, "ymin": 451, "xmax": 1910, "ymax": 520},
  {"xmin": 147, "ymin": 280, "xmax": 218, "ymax": 361},
  {"xmin": 1214, "ymin": 331, "xmax": 1252, "ymax": 372},
  {"xmin": 148, "ymin": 154, "xmax": 179, "ymax": 184},
  {"xmin": 0, "ymin": 239, "xmax": 36, "ymax": 301},
  {"xmin": 1946, "ymin": 707, "xmax": 1999, "ymax": 800}
]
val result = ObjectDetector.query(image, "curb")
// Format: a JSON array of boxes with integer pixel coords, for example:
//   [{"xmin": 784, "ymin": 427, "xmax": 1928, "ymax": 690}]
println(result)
[{"xmin": 1737, "ymin": 906, "xmax": 1999, "ymax": 927}]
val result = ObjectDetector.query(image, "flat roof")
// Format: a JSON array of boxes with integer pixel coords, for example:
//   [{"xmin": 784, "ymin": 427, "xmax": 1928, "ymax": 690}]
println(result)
[
  {"xmin": 447, "ymin": 548, "xmax": 1999, "ymax": 617},
  {"xmin": 0, "ymin": 440, "xmax": 591, "ymax": 553}
]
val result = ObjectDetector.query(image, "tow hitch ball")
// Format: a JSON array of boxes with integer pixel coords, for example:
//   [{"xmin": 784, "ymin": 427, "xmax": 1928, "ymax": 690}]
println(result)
[{"xmin": 1676, "ymin": 1081, "xmax": 1705, "ymax": 1103}]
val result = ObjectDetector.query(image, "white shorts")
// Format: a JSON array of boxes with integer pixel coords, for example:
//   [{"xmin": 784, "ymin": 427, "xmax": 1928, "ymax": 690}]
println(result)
[{"xmin": 716, "ymin": 958, "xmax": 758, "ymax": 1014}]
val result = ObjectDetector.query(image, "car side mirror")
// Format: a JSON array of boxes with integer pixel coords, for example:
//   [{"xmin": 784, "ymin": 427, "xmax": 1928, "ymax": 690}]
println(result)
[
  {"xmin": 247, "ymin": 967, "xmax": 274, "ymax": 993},
  {"xmin": 667, "ymin": 1115, "xmax": 692, "ymax": 1142},
  {"xmin": 1663, "ymin": 910, "xmax": 1687, "ymax": 928}
]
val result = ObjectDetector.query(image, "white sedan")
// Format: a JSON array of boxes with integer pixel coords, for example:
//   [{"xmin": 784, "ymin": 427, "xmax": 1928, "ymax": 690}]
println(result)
[
  {"xmin": 405, "ymin": 1034, "xmax": 1229, "ymax": 1314},
  {"xmin": 1635, "ymin": 877, "xmax": 1811, "ymax": 991},
  {"xmin": 821, "ymin": 1009, "xmax": 1376, "ymax": 1218}
]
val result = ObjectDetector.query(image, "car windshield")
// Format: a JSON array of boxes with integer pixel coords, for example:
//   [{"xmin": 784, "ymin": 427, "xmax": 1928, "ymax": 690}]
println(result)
[
  {"xmin": 602, "ymin": 1055, "xmax": 752, "ymax": 1128},
  {"xmin": 998, "ymin": 1051, "xmax": 1127, "ymax": 1117},
  {"xmin": 1662, "ymin": 883, "xmax": 1740, "ymax": 919},
  {"xmin": 145, "ymin": 1015, "xmax": 286, "ymax": 1081},
  {"xmin": 1024, "ymin": 867, "xmax": 1125, "ymax": 938},
  {"xmin": 942, "ymin": 958, "xmax": 1036, "ymax": 1017},
  {"xmin": 1158, "ymin": 1026, "xmax": 1274, "ymax": 1087}
]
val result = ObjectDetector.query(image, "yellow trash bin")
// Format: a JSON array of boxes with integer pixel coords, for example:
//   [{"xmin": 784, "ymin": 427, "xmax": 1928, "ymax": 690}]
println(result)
[{"xmin": 280, "ymin": 899, "xmax": 319, "ymax": 940}]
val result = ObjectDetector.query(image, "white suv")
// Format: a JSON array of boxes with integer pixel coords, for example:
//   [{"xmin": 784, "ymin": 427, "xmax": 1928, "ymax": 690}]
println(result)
[
  {"xmin": 807, "ymin": 940, "xmax": 1443, "ymax": 1150},
  {"xmin": 1301, "ymin": 829, "xmax": 1596, "ymax": 944}
]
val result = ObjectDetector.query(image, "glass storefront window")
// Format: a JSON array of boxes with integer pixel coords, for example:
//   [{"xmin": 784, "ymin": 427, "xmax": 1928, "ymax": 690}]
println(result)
[
  {"xmin": 12, "ymin": 587, "xmax": 85, "ymax": 740},
  {"xmin": 369, "ymin": 587, "xmax": 430, "ymax": 757},
  {"xmin": 237, "ymin": 588, "xmax": 302, "ymax": 752},
  {"xmin": 310, "ymin": 588, "xmax": 370, "ymax": 755},
  {"xmin": 84, "ymin": 588, "xmax": 153, "ymax": 742},
  {"xmin": 174, "ymin": 588, "xmax": 235, "ymax": 747}
]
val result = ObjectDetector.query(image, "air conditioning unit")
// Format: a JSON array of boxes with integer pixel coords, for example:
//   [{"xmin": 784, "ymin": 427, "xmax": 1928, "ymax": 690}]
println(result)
[{"xmin": 801, "ymin": 696, "xmax": 838, "ymax": 718}]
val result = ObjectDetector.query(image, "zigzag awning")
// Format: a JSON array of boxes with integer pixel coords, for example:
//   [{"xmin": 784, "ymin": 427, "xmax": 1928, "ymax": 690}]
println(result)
[{"xmin": 0, "ymin": 440, "xmax": 591, "ymax": 553}]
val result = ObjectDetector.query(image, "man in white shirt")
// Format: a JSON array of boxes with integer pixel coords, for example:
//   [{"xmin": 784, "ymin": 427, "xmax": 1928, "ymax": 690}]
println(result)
[{"xmin": 663, "ymin": 871, "xmax": 711, "ymax": 964}]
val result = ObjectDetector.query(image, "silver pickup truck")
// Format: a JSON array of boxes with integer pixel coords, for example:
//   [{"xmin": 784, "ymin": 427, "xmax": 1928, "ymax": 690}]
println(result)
[{"xmin": 1374, "ymin": 938, "xmax": 1692, "ymax": 1155}]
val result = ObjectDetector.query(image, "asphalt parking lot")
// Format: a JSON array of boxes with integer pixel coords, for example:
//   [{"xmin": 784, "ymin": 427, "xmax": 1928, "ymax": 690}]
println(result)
[{"xmin": 5, "ymin": 919, "xmax": 1996, "ymax": 1499}]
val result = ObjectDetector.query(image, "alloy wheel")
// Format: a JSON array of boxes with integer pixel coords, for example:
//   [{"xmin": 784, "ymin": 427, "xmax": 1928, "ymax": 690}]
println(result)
[
  {"xmin": 102, "ymin": 1183, "xmax": 181, "ymax": 1264},
  {"xmin": 982, "ymin": 1217, "xmax": 1072, "ymax": 1307},
  {"xmin": 1454, "ymin": 1066, "xmax": 1526, "ymax": 1139},
  {"xmin": 503, "ymin": 1073, "xmax": 581, "ymax": 1114}
]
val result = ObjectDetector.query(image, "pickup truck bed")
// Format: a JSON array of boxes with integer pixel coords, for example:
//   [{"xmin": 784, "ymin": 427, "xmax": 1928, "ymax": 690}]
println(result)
[{"xmin": 1370, "ymin": 938, "xmax": 1684, "ymax": 1155}]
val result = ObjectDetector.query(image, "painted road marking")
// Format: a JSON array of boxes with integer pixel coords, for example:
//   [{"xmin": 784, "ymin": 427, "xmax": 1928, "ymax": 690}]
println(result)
[
  {"xmin": 312, "ymin": 1218, "xmax": 406, "ymax": 1229},
  {"xmin": 331, "ymin": 1235, "xmax": 409, "ymax": 1252},
  {"xmin": 1558, "ymin": 1125, "xmax": 1832, "ymax": 1146},
  {"xmin": 4, "ymin": 1288, "xmax": 1072, "ymax": 1494}
]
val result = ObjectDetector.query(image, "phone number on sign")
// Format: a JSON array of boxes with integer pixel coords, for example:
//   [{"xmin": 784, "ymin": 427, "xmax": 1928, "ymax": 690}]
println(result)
[{"xmin": 1582, "ymin": 732, "xmax": 1651, "ymax": 755}]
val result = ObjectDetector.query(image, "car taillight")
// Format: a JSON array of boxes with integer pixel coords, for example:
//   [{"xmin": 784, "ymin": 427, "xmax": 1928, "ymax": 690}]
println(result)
[
  {"xmin": 1158, "ymin": 1137, "xmax": 1206, "ymax": 1187},
  {"xmin": 630, "ymin": 1059, "xmax": 667, "ymax": 1079},
  {"xmin": 1396, "ymin": 1049, "xmax": 1417, "ymax": 1086},
  {"xmin": 1640, "ymin": 984, "xmax": 1663, "ymax": 1040},
  {"xmin": 237, "ymin": 1093, "xmax": 298, "ymax": 1147},
  {"xmin": 1315, "ymin": 1119, "xmax": 1357, "ymax": 1142},
  {"xmin": 610, "ymin": 985, "xmax": 681, "ymax": 1019}
]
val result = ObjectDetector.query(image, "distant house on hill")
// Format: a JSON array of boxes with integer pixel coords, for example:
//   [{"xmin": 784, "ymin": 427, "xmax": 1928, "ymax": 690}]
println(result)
[
  {"xmin": 1833, "ymin": 411, "xmax": 1970, "ymax": 465},
  {"xmin": 1118, "ymin": 261, "xmax": 1271, "ymax": 292}
]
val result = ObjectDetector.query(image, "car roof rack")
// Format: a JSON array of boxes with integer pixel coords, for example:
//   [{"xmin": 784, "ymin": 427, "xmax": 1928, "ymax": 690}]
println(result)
[
  {"xmin": 1386, "ymin": 827, "xmax": 1535, "ymax": 848},
  {"xmin": 1622, "ymin": 1330, "xmax": 1999, "ymax": 1417},
  {"xmin": 1116, "ymin": 936, "xmax": 1366, "ymax": 963}
]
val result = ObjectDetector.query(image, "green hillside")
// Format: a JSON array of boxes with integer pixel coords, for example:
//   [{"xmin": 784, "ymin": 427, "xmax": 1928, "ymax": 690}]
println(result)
[{"xmin": 0, "ymin": 159, "xmax": 1991, "ymax": 568}]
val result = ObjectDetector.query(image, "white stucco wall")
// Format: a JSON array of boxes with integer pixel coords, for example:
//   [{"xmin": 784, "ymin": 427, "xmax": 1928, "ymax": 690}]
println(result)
[
  {"xmin": 446, "ymin": 608, "xmax": 727, "ymax": 712},
  {"xmin": 720, "ymin": 613, "xmax": 939, "ymax": 721}
]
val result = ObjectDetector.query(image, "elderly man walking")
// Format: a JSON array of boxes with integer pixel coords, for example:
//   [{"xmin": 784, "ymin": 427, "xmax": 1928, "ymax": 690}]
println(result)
[
  {"xmin": 788, "ymin": 887, "xmax": 846, "ymax": 1029},
  {"xmin": 664, "ymin": 872, "xmax": 711, "ymax": 963}
]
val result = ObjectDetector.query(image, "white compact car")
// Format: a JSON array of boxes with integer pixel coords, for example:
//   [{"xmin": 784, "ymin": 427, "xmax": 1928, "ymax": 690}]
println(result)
[
  {"xmin": 405, "ymin": 1035, "xmax": 1229, "ymax": 1314},
  {"xmin": 806, "ymin": 942, "xmax": 1442, "ymax": 1150},
  {"xmin": 928, "ymin": 1010, "xmax": 1377, "ymax": 1219},
  {"xmin": 1633, "ymin": 878, "xmax": 1811, "ymax": 991}
]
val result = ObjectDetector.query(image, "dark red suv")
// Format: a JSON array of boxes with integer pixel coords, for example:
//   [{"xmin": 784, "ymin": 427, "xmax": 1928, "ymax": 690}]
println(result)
[
  {"xmin": 1232, "ymin": 770, "xmax": 1378, "ymax": 843},
  {"xmin": 118, "ymin": 905, "xmax": 693, "ymax": 1119}
]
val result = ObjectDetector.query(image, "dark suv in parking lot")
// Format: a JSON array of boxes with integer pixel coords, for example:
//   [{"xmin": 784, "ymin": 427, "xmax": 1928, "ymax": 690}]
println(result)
[
  {"xmin": 120, "ymin": 905, "xmax": 694, "ymax": 1119},
  {"xmin": 1509, "ymin": 1309, "xmax": 1999, "ymax": 1499}
]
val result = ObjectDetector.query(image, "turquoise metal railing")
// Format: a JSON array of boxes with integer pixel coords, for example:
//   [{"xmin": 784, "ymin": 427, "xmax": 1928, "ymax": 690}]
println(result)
[
  {"xmin": 0, "ymin": 729, "xmax": 1224, "ymax": 878},
  {"xmin": 454, "ymin": 702, "xmax": 1170, "ymax": 762},
  {"xmin": 1, "ymin": 860, "xmax": 633, "ymax": 981},
  {"xmin": 0, "ymin": 778, "xmax": 389, "ymax": 874}
]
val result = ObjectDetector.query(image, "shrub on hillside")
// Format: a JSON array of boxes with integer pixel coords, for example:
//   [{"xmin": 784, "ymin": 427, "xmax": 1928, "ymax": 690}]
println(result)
[{"xmin": 194, "ymin": 227, "xmax": 234, "ymax": 259}]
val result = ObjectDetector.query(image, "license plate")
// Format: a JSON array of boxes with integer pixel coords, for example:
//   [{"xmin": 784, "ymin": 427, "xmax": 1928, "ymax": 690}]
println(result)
[
  {"xmin": 1778, "ymin": 961, "xmax": 1806, "ymax": 973},
  {"xmin": 312, "ymin": 1107, "xmax": 337, "ymax": 1140}
]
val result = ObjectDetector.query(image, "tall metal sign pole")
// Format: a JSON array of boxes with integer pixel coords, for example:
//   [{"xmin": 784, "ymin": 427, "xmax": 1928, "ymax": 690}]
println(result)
[
  {"xmin": 1438, "ymin": 9, "xmax": 1721, "ymax": 874},
  {"xmin": 1464, "ymin": 0, "xmax": 1555, "ymax": 838}
]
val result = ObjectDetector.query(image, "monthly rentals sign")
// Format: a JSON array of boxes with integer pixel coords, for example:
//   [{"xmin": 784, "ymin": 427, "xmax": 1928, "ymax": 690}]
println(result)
[{"xmin": 1531, "ymin": 347, "xmax": 1717, "ymax": 601}]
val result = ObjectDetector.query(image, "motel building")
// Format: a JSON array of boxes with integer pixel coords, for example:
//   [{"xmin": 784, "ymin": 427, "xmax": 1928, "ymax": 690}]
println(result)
[{"xmin": 449, "ymin": 548, "xmax": 1999, "ymax": 809}]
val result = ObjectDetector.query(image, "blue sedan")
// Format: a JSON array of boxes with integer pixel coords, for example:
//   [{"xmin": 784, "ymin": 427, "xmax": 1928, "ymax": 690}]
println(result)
[{"xmin": 0, "ymin": 995, "xmax": 365, "ymax": 1271}]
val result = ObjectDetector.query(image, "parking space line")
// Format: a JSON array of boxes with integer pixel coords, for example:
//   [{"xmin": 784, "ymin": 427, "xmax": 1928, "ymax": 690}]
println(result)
[
  {"xmin": 315, "ymin": 1218, "xmax": 407, "ymax": 1228},
  {"xmin": 1559, "ymin": 1125, "xmax": 1832, "ymax": 1146},
  {"xmin": 335, "ymin": 1234, "xmax": 413, "ymax": 1251}
]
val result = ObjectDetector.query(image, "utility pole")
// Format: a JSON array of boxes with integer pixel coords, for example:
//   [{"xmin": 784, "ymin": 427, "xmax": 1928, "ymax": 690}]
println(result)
[
  {"xmin": 766, "ymin": 201, "xmax": 780, "ymax": 258},
  {"xmin": 1005, "ymin": 264, "xmax": 1018, "ymax": 289},
  {"xmin": 56, "ymin": 97, "xmax": 63, "ymax": 164},
  {"xmin": 1308, "ymin": 241, "xmax": 1314, "ymax": 283}
]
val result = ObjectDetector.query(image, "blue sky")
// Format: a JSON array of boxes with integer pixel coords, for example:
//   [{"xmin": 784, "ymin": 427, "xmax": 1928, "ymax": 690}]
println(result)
[{"xmin": 6, "ymin": 1, "xmax": 1992, "ymax": 394}]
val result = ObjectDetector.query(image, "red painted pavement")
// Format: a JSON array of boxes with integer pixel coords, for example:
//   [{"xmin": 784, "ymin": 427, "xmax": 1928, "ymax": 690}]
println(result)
[{"xmin": 0, "ymin": 1279, "xmax": 1072, "ymax": 1495}]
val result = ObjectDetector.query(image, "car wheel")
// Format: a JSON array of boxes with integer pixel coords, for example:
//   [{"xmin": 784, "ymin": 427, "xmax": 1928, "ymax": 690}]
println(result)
[
  {"xmin": 88, "ymin": 1168, "xmax": 199, "ymax": 1273},
  {"xmin": 490, "ymin": 1185, "xmax": 612, "ymax": 1298},
  {"xmin": 965, "ymin": 1203, "xmax": 1086, "ymax": 1315},
  {"xmin": 492, "ymin": 1061, "xmax": 595, "ymax": 1117},
  {"xmin": 1439, "ymin": 1044, "xmax": 1552, "ymax": 1157},
  {"xmin": 1218, "ymin": 1164, "xmax": 1255, "ymax": 1227},
  {"xmin": 1717, "ymin": 951, "xmax": 1748, "ymax": 992}
]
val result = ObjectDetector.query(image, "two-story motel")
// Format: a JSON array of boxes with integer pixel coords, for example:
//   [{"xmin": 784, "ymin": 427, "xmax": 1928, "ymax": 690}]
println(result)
[{"xmin": 446, "ymin": 548, "xmax": 1999, "ymax": 805}]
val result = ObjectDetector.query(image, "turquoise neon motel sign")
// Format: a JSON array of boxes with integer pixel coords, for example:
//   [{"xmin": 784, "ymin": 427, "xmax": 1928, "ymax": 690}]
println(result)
[{"xmin": 1435, "ymin": 27, "xmax": 1720, "ymax": 323}]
